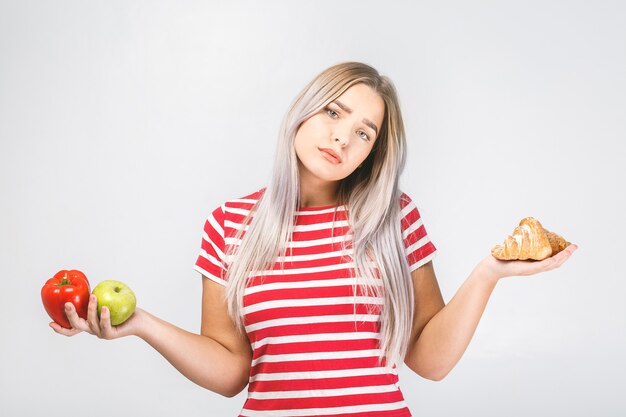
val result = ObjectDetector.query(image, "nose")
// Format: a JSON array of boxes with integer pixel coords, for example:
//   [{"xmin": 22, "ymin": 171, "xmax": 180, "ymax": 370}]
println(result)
[{"xmin": 332, "ymin": 124, "xmax": 351, "ymax": 147}]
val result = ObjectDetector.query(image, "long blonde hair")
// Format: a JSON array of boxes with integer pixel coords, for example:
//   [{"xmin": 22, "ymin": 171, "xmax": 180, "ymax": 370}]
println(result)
[{"xmin": 224, "ymin": 61, "xmax": 412, "ymax": 368}]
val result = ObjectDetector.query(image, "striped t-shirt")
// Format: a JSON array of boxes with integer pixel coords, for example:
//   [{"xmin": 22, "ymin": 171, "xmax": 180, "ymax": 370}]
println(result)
[{"xmin": 194, "ymin": 188, "xmax": 437, "ymax": 417}]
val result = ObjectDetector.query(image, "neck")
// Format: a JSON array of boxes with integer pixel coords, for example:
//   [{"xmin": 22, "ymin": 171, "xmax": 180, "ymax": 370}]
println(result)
[{"xmin": 298, "ymin": 178, "xmax": 340, "ymax": 208}]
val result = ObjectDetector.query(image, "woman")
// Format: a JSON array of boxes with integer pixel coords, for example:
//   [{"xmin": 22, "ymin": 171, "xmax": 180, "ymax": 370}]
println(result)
[{"xmin": 53, "ymin": 62, "xmax": 577, "ymax": 416}]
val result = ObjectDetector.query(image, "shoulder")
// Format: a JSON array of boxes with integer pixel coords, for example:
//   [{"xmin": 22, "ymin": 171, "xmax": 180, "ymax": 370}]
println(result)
[
  {"xmin": 397, "ymin": 190, "xmax": 433, "ymax": 237},
  {"xmin": 209, "ymin": 186, "xmax": 266, "ymax": 216},
  {"xmin": 398, "ymin": 191, "xmax": 413, "ymax": 209},
  {"xmin": 204, "ymin": 187, "xmax": 266, "ymax": 233},
  {"xmin": 397, "ymin": 190, "xmax": 423, "ymax": 219}
]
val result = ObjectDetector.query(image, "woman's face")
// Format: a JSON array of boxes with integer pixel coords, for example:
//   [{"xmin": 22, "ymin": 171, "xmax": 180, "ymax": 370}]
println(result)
[{"xmin": 294, "ymin": 83, "xmax": 385, "ymax": 185}]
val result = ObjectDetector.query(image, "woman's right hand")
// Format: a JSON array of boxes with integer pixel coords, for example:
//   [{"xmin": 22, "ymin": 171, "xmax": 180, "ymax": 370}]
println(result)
[{"xmin": 50, "ymin": 293, "xmax": 142, "ymax": 339}]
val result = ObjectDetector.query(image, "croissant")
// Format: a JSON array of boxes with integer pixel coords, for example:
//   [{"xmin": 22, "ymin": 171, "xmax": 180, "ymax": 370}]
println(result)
[{"xmin": 491, "ymin": 217, "xmax": 570, "ymax": 261}]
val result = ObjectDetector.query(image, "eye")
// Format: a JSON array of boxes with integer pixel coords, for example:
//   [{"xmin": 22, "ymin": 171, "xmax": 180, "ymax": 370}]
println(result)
[
  {"xmin": 325, "ymin": 107, "xmax": 339, "ymax": 118},
  {"xmin": 357, "ymin": 130, "xmax": 370, "ymax": 141}
]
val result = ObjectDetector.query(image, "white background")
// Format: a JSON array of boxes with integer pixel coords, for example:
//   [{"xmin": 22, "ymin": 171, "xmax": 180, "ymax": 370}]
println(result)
[{"xmin": 1, "ymin": 1, "xmax": 624, "ymax": 416}]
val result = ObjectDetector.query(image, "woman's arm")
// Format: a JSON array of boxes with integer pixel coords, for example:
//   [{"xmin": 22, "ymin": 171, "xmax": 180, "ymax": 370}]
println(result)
[
  {"xmin": 55, "ymin": 276, "xmax": 252, "ymax": 398},
  {"xmin": 404, "ymin": 244, "xmax": 578, "ymax": 381}
]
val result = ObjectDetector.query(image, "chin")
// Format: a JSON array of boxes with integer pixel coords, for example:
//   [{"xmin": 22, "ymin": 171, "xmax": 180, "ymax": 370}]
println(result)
[
  {"xmin": 300, "ymin": 160, "xmax": 351, "ymax": 182},
  {"xmin": 317, "ymin": 172, "xmax": 345, "ymax": 182}
]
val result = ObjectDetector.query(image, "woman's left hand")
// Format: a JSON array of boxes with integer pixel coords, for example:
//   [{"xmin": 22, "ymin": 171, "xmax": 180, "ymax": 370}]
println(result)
[{"xmin": 479, "ymin": 244, "xmax": 579, "ymax": 283}]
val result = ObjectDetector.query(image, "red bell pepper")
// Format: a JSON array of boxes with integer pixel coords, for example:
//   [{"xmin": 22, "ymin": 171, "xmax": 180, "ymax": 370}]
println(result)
[{"xmin": 41, "ymin": 269, "xmax": 91, "ymax": 329}]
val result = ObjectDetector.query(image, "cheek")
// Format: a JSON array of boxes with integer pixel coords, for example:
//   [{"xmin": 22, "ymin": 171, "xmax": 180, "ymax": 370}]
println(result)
[
  {"xmin": 298, "ymin": 116, "xmax": 326, "ymax": 138},
  {"xmin": 357, "ymin": 144, "xmax": 375, "ymax": 161},
  {"xmin": 294, "ymin": 128, "xmax": 312, "ymax": 159}
]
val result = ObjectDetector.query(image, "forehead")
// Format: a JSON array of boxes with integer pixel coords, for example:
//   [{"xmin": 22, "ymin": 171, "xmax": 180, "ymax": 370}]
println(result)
[{"xmin": 334, "ymin": 83, "xmax": 385, "ymax": 126}]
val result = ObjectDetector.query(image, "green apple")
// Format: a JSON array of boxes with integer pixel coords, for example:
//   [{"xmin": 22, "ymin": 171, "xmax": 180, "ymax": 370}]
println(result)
[{"xmin": 92, "ymin": 280, "xmax": 136, "ymax": 326}]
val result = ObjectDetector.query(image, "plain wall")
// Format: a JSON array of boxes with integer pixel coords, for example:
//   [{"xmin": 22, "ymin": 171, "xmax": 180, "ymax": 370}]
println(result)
[{"xmin": 1, "ymin": 1, "xmax": 624, "ymax": 416}]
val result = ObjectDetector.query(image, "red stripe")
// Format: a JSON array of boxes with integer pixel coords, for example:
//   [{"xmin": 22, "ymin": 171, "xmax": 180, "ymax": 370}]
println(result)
[
  {"xmin": 268, "ymin": 254, "xmax": 350, "ymax": 271},
  {"xmin": 243, "ymin": 390, "xmax": 406, "ymax": 410},
  {"xmin": 248, "ymin": 373, "xmax": 397, "ymax": 392},
  {"xmin": 245, "ymin": 267, "xmax": 361, "ymax": 286},
  {"xmin": 194, "ymin": 255, "xmax": 222, "ymax": 279},
  {"xmin": 301, "ymin": 409, "xmax": 411, "ymax": 417},
  {"xmin": 250, "ymin": 356, "xmax": 384, "ymax": 377},
  {"xmin": 245, "ymin": 303, "xmax": 381, "ymax": 325},
  {"xmin": 247, "ymin": 320, "xmax": 380, "ymax": 342},
  {"xmin": 286, "ymin": 240, "xmax": 354, "ymax": 256},
  {"xmin": 407, "ymin": 241, "xmax": 436, "ymax": 268},
  {"xmin": 295, "ymin": 210, "xmax": 348, "ymax": 224},
  {"xmin": 292, "ymin": 225, "xmax": 351, "ymax": 241},
  {"xmin": 252, "ymin": 338, "xmax": 380, "ymax": 359},
  {"xmin": 403, "ymin": 223, "xmax": 427, "ymax": 247},
  {"xmin": 245, "ymin": 283, "xmax": 380, "ymax": 306}
]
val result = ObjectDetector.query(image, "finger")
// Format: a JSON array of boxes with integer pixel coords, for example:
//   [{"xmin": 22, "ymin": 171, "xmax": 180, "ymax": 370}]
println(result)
[
  {"xmin": 87, "ymin": 294, "xmax": 102, "ymax": 338},
  {"xmin": 565, "ymin": 243, "xmax": 579, "ymax": 256},
  {"xmin": 544, "ymin": 256, "xmax": 563, "ymax": 272},
  {"xmin": 551, "ymin": 244, "xmax": 578, "ymax": 266},
  {"xmin": 49, "ymin": 321, "xmax": 82, "ymax": 337},
  {"xmin": 540, "ymin": 244, "xmax": 578, "ymax": 272},
  {"xmin": 553, "ymin": 251, "xmax": 572, "ymax": 268},
  {"xmin": 99, "ymin": 306, "xmax": 114, "ymax": 339},
  {"xmin": 533, "ymin": 258, "xmax": 557, "ymax": 274},
  {"xmin": 64, "ymin": 302, "xmax": 88, "ymax": 332}
]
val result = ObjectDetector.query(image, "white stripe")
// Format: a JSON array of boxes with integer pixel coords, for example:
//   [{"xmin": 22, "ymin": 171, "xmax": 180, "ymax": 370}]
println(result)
[
  {"xmin": 223, "ymin": 203, "xmax": 346, "ymax": 217},
  {"xmin": 270, "ymin": 247, "xmax": 353, "ymax": 263},
  {"xmin": 249, "ymin": 365, "xmax": 392, "ymax": 382},
  {"xmin": 292, "ymin": 220, "xmax": 350, "ymax": 232},
  {"xmin": 245, "ymin": 314, "xmax": 379, "ymax": 333},
  {"xmin": 289, "ymin": 233, "xmax": 352, "ymax": 248},
  {"xmin": 197, "ymin": 247, "xmax": 223, "ymax": 271},
  {"xmin": 244, "ymin": 296, "xmax": 383, "ymax": 315},
  {"xmin": 251, "ymin": 349, "xmax": 382, "ymax": 367},
  {"xmin": 224, "ymin": 219, "xmax": 350, "ymax": 234},
  {"xmin": 405, "ymin": 235, "xmax": 431, "ymax": 258},
  {"xmin": 224, "ymin": 219, "xmax": 251, "ymax": 232},
  {"xmin": 296, "ymin": 206, "xmax": 346, "ymax": 214},
  {"xmin": 245, "ymin": 277, "xmax": 381, "ymax": 296},
  {"xmin": 409, "ymin": 250, "xmax": 438, "ymax": 273},
  {"xmin": 401, "ymin": 216, "xmax": 424, "ymax": 239},
  {"xmin": 247, "ymin": 383, "xmax": 397, "ymax": 400},
  {"xmin": 204, "ymin": 213, "xmax": 226, "ymax": 260},
  {"xmin": 208, "ymin": 209, "xmax": 225, "ymax": 238},
  {"xmin": 225, "ymin": 233, "xmax": 352, "ymax": 251},
  {"xmin": 400, "ymin": 200, "xmax": 414, "ymax": 217},
  {"xmin": 277, "ymin": 249, "xmax": 350, "ymax": 262},
  {"xmin": 248, "ymin": 261, "xmax": 377, "ymax": 278},
  {"xmin": 251, "ymin": 331, "xmax": 380, "ymax": 350},
  {"xmin": 223, "ymin": 205, "xmax": 253, "ymax": 217},
  {"xmin": 224, "ymin": 198, "xmax": 258, "ymax": 207},
  {"xmin": 193, "ymin": 265, "xmax": 226, "ymax": 286},
  {"xmin": 201, "ymin": 232, "xmax": 225, "ymax": 262},
  {"xmin": 239, "ymin": 401, "xmax": 408, "ymax": 416}
]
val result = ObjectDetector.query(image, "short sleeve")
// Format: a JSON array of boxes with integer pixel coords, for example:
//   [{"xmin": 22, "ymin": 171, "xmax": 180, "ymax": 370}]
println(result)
[
  {"xmin": 193, "ymin": 205, "xmax": 228, "ymax": 286},
  {"xmin": 400, "ymin": 193, "xmax": 438, "ymax": 273}
]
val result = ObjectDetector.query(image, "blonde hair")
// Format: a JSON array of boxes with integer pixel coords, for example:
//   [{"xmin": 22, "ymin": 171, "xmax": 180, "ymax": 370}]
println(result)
[{"xmin": 224, "ymin": 61, "xmax": 412, "ymax": 369}]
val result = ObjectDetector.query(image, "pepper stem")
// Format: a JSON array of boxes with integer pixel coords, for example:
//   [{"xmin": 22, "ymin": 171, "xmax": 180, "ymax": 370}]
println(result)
[{"xmin": 58, "ymin": 272, "xmax": 71, "ymax": 286}]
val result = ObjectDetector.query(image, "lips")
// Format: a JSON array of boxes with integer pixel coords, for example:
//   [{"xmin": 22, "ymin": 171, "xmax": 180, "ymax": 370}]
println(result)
[{"xmin": 319, "ymin": 148, "xmax": 342, "ymax": 164}]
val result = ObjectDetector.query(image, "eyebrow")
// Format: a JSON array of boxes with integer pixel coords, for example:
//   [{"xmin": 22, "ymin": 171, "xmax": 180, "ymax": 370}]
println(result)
[{"xmin": 332, "ymin": 100, "xmax": 379, "ymax": 136}]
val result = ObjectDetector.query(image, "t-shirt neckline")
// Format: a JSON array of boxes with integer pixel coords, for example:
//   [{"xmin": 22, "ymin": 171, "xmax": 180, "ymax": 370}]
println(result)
[{"xmin": 297, "ymin": 204, "xmax": 344, "ymax": 211}]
